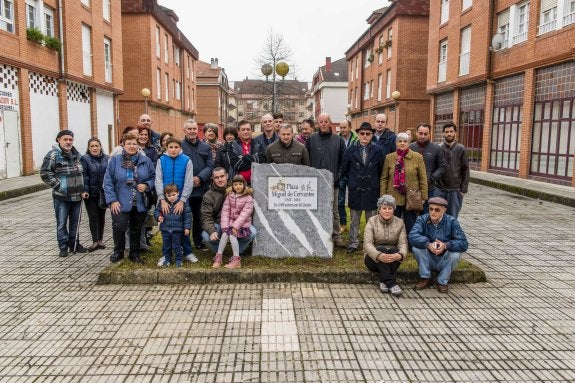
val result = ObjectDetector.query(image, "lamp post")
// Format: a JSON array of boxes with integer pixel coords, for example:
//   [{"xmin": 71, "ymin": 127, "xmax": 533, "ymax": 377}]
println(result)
[
  {"xmin": 261, "ymin": 61, "xmax": 289, "ymax": 113},
  {"xmin": 391, "ymin": 90, "xmax": 400, "ymax": 132},
  {"xmin": 141, "ymin": 88, "xmax": 151, "ymax": 114},
  {"xmin": 345, "ymin": 103, "xmax": 352, "ymax": 121}
]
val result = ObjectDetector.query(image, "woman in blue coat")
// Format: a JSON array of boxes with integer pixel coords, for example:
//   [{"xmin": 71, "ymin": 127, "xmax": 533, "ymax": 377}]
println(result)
[
  {"xmin": 81, "ymin": 137, "xmax": 109, "ymax": 252},
  {"xmin": 104, "ymin": 133, "xmax": 155, "ymax": 263}
]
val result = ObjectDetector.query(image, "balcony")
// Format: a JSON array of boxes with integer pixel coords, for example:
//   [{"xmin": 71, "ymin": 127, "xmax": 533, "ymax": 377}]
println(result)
[
  {"xmin": 512, "ymin": 31, "xmax": 528, "ymax": 45},
  {"xmin": 537, "ymin": 19, "xmax": 557, "ymax": 35},
  {"xmin": 564, "ymin": 11, "xmax": 575, "ymax": 26}
]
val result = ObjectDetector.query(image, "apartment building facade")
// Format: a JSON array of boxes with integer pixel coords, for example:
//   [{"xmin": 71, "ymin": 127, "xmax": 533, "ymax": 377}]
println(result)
[
  {"xmin": 119, "ymin": 0, "xmax": 198, "ymax": 139},
  {"xmin": 427, "ymin": 0, "xmax": 575, "ymax": 186},
  {"xmin": 345, "ymin": 1, "xmax": 431, "ymax": 133},
  {"xmin": 0, "ymin": 0, "xmax": 123, "ymax": 178},
  {"xmin": 196, "ymin": 58, "xmax": 231, "ymax": 134},
  {"xmin": 233, "ymin": 79, "xmax": 311, "ymax": 132},
  {"xmin": 311, "ymin": 57, "xmax": 349, "ymax": 124}
]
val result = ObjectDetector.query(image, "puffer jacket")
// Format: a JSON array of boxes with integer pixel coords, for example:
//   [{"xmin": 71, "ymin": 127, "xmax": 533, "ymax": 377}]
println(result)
[
  {"xmin": 154, "ymin": 201, "xmax": 192, "ymax": 233},
  {"xmin": 380, "ymin": 150, "xmax": 428, "ymax": 206},
  {"xmin": 220, "ymin": 188, "xmax": 254, "ymax": 230},
  {"xmin": 363, "ymin": 215, "xmax": 408, "ymax": 262},
  {"xmin": 81, "ymin": 152, "xmax": 109, "ymax": 198},
  {"xmin": 40, "ymin": 144, "xmax": 84, "ymax": 201},
  {"xmin": 408, "ymin": 213, "xmax": 469, "ymax": 253}
]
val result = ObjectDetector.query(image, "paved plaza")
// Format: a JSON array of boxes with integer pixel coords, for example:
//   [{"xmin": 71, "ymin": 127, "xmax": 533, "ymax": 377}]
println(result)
[{"xmin": 0, "ymin": 183, "xmax": 573, "ymax": 382}]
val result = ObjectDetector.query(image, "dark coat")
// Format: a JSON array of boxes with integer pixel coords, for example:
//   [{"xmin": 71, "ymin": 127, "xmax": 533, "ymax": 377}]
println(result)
[
  {"xmin": 372, "ymin": 128, "xmax": 396, "ymax": 157},
  {"xmin": 81, "ymin": 153, "xmax": 109, "ymax": 198},
  {"xmin": 341, "ymin": 143, "xmax": 384, "ymax": 211},
  {"xmin": 214, "ymin": 139, "xmax": 265, "ymax": 179},
  {"xmin": 306, "ymin": 131, "xmax": 345, "ymax": 185},
  {"xmin": 409, "ymin": 140, "xmax": 446, "ymax": 190},
  {"xmin": 181, "ymin": 138, "xmax": 214, "ymax": 197},
  {"xmin": 154, "ymin": 201, "xmax": 192, "ymax": 233}
]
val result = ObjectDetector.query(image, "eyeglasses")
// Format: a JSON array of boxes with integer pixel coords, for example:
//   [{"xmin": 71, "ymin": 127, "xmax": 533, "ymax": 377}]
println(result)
[
  {"xmin": 358, "ymin": 132, "xmax": 372, "ymax": 136},
  {"xmin": 429, "ymin": 207, "xmax": 443, "ymax": 213}
]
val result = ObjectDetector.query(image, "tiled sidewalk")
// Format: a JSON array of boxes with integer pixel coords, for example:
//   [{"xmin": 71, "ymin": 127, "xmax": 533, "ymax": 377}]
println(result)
[{"xmin": 0, "ymin": 184, "xmax": 573, "ymax": 382}]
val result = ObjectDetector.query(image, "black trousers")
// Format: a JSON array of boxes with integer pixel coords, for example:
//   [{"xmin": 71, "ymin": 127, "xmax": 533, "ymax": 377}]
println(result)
[
  {"xmin": 365, "ymin": 246, "xmax": 401, "ymax": 288},
  {"xmin": 394, "ymin": 205, "xmax": 418, "ymax": 237},
  {"xmin": 112, "ymin": 207, "xmax": 147, "ymax": 254},
  {"xmin": 84, "ymin": 196, "xmax": 106, "ymax": 242},
  {"xmin": 189, "ymin": 196, "xmax": 203, "ymax": 248}
]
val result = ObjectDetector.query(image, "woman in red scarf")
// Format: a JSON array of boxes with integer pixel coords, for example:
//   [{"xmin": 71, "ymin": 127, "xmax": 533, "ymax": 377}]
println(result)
[{"xmin": 380, "ymin": 132, "xmax": 428, "ymax": 235}]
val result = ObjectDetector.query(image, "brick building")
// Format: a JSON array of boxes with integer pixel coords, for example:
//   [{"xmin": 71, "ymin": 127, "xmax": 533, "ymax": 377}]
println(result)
[
  {"xmin": 233, "ymin": 79, "xmax": 311, "ymax": 132},
  {"xmin": 311, "ymin": 57, "xmax": 349, "ymax": 124},
  {"xmin": 196, "ymin": 58, "xmax": 231, "ymax": 136},
  {"xmin": 119, "ymin": 0, "xmax": 198, "ymax": 139},
  {"xmin": 0, "ymin": 0, "xmax": 123, "ymax": 178},
  {"xmin": 427, "ymin": 0, "xmax": 575, "ymax": 186},
  {"xmin": 345, "ymin": 1, "xmax": 431, "ymax": 133}
]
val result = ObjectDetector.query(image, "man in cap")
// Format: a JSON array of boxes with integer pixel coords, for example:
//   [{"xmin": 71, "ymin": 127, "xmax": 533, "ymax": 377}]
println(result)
[
  {"xmin": 341, "ymin": 122, "xmax": 384, "ymax": 253},
  {"xmin": 41, "ymin": 130, "xmax": 88, "ymax": 257},
  {"xmin": 408, "ymin": 196, "xmax": 468, "ymax": 293}
]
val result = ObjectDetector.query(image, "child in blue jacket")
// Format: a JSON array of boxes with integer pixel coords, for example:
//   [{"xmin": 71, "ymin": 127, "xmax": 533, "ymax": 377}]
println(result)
[{"xmin": 154, "ymin": 184, "xmax": 192, "ymax": 267}]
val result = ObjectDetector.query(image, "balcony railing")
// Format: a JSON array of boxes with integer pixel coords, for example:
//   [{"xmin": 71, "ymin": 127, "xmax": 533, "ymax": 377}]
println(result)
[
  {"xmin": 512, "ymin": 30, "xmax": 528, "ymax": 44},
  {"xmin": 564, "ymin": 11, "xmax": 575, "ymax": 26},
  {"xmin": 537, "ymin": 19, "xmax": 557, "ymax": 35}
]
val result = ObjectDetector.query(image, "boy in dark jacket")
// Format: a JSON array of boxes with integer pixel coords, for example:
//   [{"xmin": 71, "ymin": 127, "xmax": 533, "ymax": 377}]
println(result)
[{"xmin": 154, "ymin": 184, "xmax": 192, "ymax": 268}]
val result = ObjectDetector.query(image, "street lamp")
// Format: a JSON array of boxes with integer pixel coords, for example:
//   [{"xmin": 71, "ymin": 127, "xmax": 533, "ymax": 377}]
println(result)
[
  {"xmin": 261, "ymin": 61, "xmax": 289, "ymax": 113},
  {"xmin": 141, "ymin": 88, "xmax": 151, "ymax": 114},
  {"xmin": 391, "ymin": 90, "xmax": 400, "ymax": 132},
  {"xmin": 345, "ymin": 103, "xmax": 352, "ymax": 121}
]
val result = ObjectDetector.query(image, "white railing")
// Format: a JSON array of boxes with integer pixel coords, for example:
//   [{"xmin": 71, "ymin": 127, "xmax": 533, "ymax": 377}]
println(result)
[
  {"xmin": 512, "ymin": 31, "xmax": 528, "ymax": 44},
  {"xmin": 564, "ymin": 11, "xmax": 575, "ymax": 26},
  {"xmin": 438, "ymin": 62, "xmax": 447, "ymax": 82},
  {"xmin": 537, "ymin": 19, "xmax": 557, "ymax": 35},
  {"xmin": 459, "ymin": 52, "xmax": 470, "ymax": 76}
]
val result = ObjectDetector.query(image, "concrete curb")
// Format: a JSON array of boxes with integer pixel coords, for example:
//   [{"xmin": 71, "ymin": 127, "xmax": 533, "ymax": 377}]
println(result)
[
  {"xmin": 0, "ymin": 183, "xmax": 50, "ymax": 201},
  {"xmin": 97, "ymin": 266, "xmax": 486, "ymax": 285}
]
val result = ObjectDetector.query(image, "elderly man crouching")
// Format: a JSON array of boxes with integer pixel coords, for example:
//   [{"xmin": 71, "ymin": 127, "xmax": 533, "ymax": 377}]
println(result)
[{"xmin": 408, "ymin": 197, "xmax": 468, "ymax": 293}]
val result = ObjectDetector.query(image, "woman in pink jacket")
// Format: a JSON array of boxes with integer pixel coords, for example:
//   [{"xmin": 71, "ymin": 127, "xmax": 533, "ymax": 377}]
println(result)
[{"xmin": 212, "ymin": 175, "xmax": 254, "ymax": 269}]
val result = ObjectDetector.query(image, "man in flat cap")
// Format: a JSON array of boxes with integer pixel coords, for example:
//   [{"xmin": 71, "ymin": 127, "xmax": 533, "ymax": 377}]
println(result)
[
  {"xmin": 408, "ymin": 196, "xmax": 468, "ymax": 293},
  {"xmin": 41, "ymin": 130, "xmax": 87, "ymax": 257}
]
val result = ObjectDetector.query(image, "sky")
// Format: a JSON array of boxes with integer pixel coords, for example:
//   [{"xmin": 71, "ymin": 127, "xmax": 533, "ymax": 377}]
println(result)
[{"xmin": 158, "ymin": 1, "xmax": 391, "ymax": 84}]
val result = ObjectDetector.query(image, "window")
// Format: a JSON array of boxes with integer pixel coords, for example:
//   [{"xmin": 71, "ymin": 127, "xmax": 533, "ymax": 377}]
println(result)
[
  {"xmin": 438, "ymin": 39, "xmax": 448, "ymax": 82},
  {"xmin": 44, "ymin": 6, "xmax": 54, "ymax": 37},
  {"xmin": 459, "ymin": 26, "xmax": 471, "ymax": 76},
  {"xmin": 156, "ymin": 68, "xmax": 161, "ymax": 99},
  {"xmin": 386, "ymin": 69, "xmax": 391, "ymax": 99},
  {"xmin": 1, "ymin": 0, "xmax": 14, "ymax": 33},
  {"xmin": 512, "ymin": 1, "xmax": 530, "ymax": 44},
  {"xmin": 387, "ymin": 28, "xmax": 393, "ymax": 59},
  {"xmin": 186, "ymin": 86, "xmax": 190, "ymax": 109},
  {"xmin": 497, "ymin": 9, "xmax": 510, "ymax": 49},
  {"xmin": 363, "ymin": 82, "xmax": 369, "ymax": 100},
  {"xmin": 81, "ymin": 0, "xmax": 90, "ymax": 6},
  {"xmin": 440, "ymin": 0, "xmax": 449, "ymax": 24},
  {"xmin": 104, "ymin": 37, "xmax": 112, "ymax": 83},
  {"xmin": 175, "ymin": 81, "xmax": 181, "ymax": 100},
  {"xmin": 164, "ymin": 34, "xmax": 169, "ymax": 63},
  {"xmin": 538, "ymin": 0, "xmax": 557, "ymax": 34},
  {"xmin": 378, "ymin": 35, "xmax": 384, "ymax": 64},
  {"xmin": 354, "ymin": 87, "xmax": 358, "ymax": 108},
  {"xmin": 462, "ymin": 0, "xmax": 472, "ymax": 11},
  {"xmin": 377, "ymin": 74, "xmax": 382, "ymax": 101},
  {"xmin": 174, "ymin": 46, "xmax": 180, "ymax": 66},
  {"xmin": 26, "ymin": 2, "xmax": 37, "ymax": 29},
  {"xmin": 103, "ymin": 0, "xmax": 110, "ymax": 21},
  {"xmin": 165, "ymin": 72, "xmax": 169, "ymax": 101},
  {"xmin": 82, "ymin": 24, "xmax": 92, "ymax": 76},
  {"xmin": 355, "ymin": 57, "xmax": 359, "ymax": 79},
  {"xmin": 172, "ymin": 79, "xmax": 176, "ymax": 99},
  {"xmin": 370, "ymin": 80, "xmax": 374, "ymax": 98},
  {"xmin": 155, "ymin": 26, "xmax": 161, "ymax": 58},
  {"xmin": 565, "ymin": 0, "xmax": 575, "ymax": 26},
  {"xmin": 364, "ymin": 48, "xmax": 372, "ymax": 67},
  {"xmin": 186, "ymin": 55, "xmax": 190, "ymax": 78}
]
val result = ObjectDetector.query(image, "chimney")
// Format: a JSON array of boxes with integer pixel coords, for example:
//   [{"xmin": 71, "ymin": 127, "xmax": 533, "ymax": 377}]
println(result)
[
  {"xmin": 325, "ymin": 57, "xmax": 331, "ymax": 72},
  {"xmin": 211, "ymin": 58, "xmax": 219, "ymax": 69}
]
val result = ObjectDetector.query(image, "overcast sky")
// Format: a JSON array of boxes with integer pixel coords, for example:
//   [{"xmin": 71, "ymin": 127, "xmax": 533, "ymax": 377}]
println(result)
[{"xmin": 158, "ymin": 1, "xmax": 390, "ymax": 83}]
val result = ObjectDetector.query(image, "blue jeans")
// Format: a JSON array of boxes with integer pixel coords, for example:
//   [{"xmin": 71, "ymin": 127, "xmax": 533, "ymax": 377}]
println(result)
[
  {"xmin": 434, "ymin": 189, "xmax": 463, "ymax": 218},
  {"xmin": 53, "ymin": 199, "xmax": 82, "ymax": 250},
  {"xmin": 161, "ymin": 231, "xmax": 183, "ymax": 264},
  {"xmin": 337, "ymin": 177, "xmax": 348, "ymax": 225},
  {"xmin": 412, "ymin": 247, "xmax": 461, "ymax": 285},
  {"xmin": 201, "ymin": 223, "xmax": 256, "ymax": 255},
  {"xmin": 182, "ymin": 232, "xmax": 193, "ymax": 255}
]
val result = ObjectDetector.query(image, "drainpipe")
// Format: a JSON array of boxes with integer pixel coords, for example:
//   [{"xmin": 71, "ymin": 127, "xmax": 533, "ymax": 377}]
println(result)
[
  {"xmin": 487, "ymin": 0, "xmax": 495, "ymax": 82},
  {"xmin": 57, "ymin": 0, "xmax": 65, "ymax": 79}
]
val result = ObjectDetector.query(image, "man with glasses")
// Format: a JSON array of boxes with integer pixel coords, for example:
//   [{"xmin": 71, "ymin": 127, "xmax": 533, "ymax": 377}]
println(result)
[
  {"xmin": 409, "ymin": 123, "xmax": 447, "ymax": 214},
  {"xmin": 409, "ymin": 196, "xmax": 468, "ymax": 294},
  {"xmin": 372, "ymin": 113, "xmax": 396, "ymax": 157},
  {"xmin": 341, "ymin": 122, "xmax": 384, "ymax": 253}
]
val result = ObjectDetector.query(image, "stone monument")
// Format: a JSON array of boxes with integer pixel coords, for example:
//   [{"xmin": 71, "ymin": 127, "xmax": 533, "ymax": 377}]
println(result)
[{"xmin": 251, "ymin": 163, "xmax": 334, "ymax": 258}]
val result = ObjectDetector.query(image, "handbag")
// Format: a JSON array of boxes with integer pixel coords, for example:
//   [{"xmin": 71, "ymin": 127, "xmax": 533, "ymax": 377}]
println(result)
[
  {"xmin": 406, "ymin": 187, "xmax": 423, "ymax": 211},
  {"xmin": 97, "ymin": 187, "xmax": 108, "ymax": 209}
]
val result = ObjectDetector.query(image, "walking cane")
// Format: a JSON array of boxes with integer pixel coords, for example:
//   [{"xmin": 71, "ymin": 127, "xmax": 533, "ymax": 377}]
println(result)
[{"xmin": 73, "ymin": 199, "xmax": 83, "ymax": 253}]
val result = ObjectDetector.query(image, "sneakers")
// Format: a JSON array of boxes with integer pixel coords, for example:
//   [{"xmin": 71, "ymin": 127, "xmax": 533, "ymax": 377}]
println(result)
[
  {"xmin": 157, "ymin": 256, "xmax": 165, "ymax": 267},
  {"xmin": 185, "ymin": 253, "xmax": 198, "ymax": 263},
  {"xmin": 225, "ymin": 255, "xmax": 241, "ymax": 269},
  {"xmin": 390, "ymin": 285, "xmax": 403, "ymax": 296},
  {"xmin": 414, "ymin": 278, "xmax": 431, "ymax": 290},
  {"xmin": 379, "ymin": 283, "xmax": 389, "ymax": 293},
  {"xmin": 212, "ymin": 253, "xmax": 223, "ymax": 268},
  {"xmin": 59, "ymin": 249, "xmax": 69, "ymax": 258},
  {"xmin": 437, "ymin": 284, "xmax": 449, "ymax": 294},
  {"xmin": 161, "ymin": 260, "xmax": 170, "ymax": 267}
]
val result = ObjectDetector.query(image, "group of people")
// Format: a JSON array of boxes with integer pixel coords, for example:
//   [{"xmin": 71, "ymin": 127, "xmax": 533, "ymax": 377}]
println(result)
[{"xmin": 40, "ymin": 110, "xmax": 469, "ymax": 293}]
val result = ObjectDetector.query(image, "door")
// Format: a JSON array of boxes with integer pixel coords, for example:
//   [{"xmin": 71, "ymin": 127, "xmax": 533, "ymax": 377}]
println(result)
[{"xmin": 0, "ymin": 110, "xmax": 22, "ymax": 179}]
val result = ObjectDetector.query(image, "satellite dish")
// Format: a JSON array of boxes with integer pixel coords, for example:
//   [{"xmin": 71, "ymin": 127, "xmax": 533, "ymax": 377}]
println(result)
[{"xmin": 491, "ymin": 32, "xmax": 505, "ymax": 50}]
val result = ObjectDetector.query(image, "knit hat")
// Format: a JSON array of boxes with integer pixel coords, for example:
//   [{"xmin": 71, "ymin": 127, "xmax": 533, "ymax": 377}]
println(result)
[
  {"xmin": 56, "ymin": 130, "xmax": 74, "ymax": 141},
  {"xmin": 428, "ymin": 197, "xmax": 448, "ymax": 207},
  {"xmin": 357, "ymin": 122, "xmax": 375, "ymax": 133}
]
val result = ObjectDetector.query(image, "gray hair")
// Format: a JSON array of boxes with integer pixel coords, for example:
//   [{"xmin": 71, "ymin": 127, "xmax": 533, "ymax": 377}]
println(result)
[
  {"xmin": 396, "ymin": 132, "xmax": 409, "ymax": 143},
  {"xmin": 377, "ymin": 194, "xmax": 396, "ymax": 209}
]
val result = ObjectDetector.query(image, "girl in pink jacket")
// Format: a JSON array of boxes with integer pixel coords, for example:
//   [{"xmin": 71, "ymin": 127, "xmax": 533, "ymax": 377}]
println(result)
[{"xmin": 212, "ymin": 175, "xmax": 254, "ymax": 269}]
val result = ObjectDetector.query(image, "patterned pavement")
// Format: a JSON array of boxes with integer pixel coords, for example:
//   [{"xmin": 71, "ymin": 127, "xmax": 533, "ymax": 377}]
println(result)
[{"xmin": 0, "ymin": 184, "xmax": 573, "ymax": 382}]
